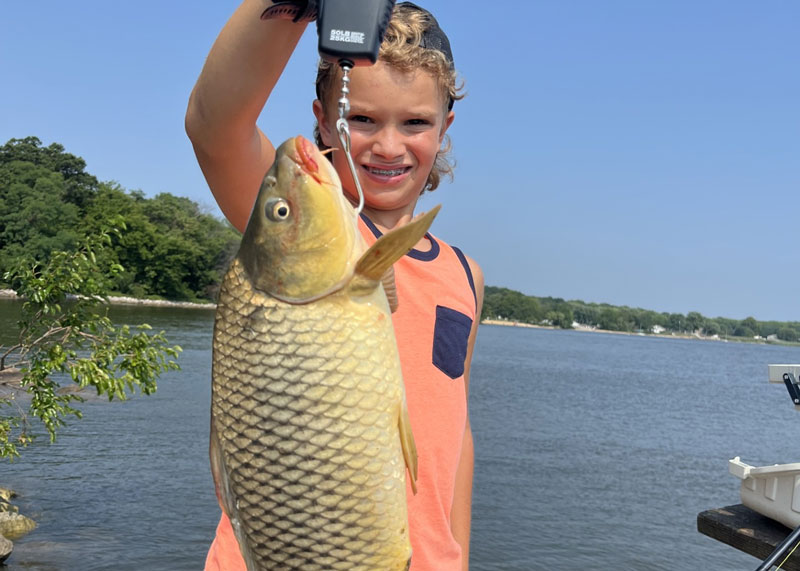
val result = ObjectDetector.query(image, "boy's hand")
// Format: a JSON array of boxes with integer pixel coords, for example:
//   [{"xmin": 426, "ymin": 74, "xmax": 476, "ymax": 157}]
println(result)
[{"xmin": 261, "ymin": 0, "xmax": 318, "ymax": 23}]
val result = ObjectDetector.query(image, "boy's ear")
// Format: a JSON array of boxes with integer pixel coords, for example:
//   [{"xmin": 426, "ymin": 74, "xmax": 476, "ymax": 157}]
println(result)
[
  {"xmin": 312, "ymin": 99, "xmax": 334, "ymax": 147},
  {"xmin": 439, "ymin": 110, "xmax": 455, "ymax": 143}
]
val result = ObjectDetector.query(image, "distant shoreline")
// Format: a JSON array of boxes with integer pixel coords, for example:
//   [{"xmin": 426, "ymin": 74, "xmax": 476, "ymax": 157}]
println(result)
[
  {"xmin": 0, "ymin": 289, "xmax": 215, "ymax": 310},
  {"xmin": 479, "ymin": 319, "xmax": 754, "ymax": 344}
]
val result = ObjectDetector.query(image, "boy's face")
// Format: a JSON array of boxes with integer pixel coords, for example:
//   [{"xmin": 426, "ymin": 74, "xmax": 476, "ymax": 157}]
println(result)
[{"xmin": 313, "ymin": 62, "xmax": 454, "ymax": 216}]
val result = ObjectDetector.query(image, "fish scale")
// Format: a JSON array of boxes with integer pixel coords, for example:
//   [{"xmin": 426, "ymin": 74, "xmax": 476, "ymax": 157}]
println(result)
[{"xmin": 212, "ymin": 257, "xmax": 412, "ymax": 570}]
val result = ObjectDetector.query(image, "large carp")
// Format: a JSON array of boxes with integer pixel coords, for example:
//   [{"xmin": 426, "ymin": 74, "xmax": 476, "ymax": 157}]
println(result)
[{"xmin": 210, "ymin": 135, "xmax": 438, "ymax": 570}]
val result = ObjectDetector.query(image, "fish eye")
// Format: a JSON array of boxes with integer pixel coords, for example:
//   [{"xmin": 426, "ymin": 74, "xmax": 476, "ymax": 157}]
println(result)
[{"xmin": 265, "ymin": 198, "xmax": 291, "ymax": 221}]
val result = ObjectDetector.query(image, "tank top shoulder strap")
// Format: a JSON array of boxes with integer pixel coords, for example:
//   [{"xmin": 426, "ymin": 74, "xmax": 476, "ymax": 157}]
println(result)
[{"xmin": 449, "ymin": 245, "xmax": 477, "ymax": 312}]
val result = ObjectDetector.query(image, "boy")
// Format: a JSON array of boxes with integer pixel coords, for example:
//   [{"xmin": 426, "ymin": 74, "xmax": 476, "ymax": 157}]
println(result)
[{"xmin": 186, "ymin": 2, "xmax": 483, "ymax": 569}]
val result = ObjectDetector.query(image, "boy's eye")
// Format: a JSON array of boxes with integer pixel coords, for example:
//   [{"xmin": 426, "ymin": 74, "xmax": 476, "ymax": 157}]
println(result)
[
  {"xmin": 349, "ymin": 115, "xmax": 372, "ymax": 123},
  {"xmin": 407, "ymin": 118, "xmax": 431, "ymax": 126}
]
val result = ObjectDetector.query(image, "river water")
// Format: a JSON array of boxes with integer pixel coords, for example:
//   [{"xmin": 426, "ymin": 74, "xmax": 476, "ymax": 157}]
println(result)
[{"xmin": 2, "ymin": 298, "xmax": 800, "ymax": 570}]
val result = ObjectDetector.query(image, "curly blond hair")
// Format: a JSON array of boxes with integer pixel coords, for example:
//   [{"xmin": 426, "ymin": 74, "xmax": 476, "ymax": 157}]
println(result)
[{"xmin": 314, "ymin": 2, "xmax": 464, "ymax": 192}]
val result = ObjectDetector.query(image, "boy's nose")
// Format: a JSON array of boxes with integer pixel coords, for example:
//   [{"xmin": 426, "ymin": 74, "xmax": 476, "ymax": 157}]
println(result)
[{"xmin": 372, "ymin": 126, "xmax": 404, "ymax": 159}]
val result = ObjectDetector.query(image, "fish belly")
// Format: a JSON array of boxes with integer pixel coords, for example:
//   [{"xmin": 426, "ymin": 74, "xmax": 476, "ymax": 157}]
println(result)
[{"xmin": 211, "ymin": 260, "xmax": 412, "ymax": 570}]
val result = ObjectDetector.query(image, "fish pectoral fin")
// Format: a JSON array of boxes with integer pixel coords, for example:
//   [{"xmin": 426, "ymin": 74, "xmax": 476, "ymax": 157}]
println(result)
[
  {"xmin": 209, "ymin": 419, "xmax": 229, "ymax": 512},
  {"xmin": 355, "ymin": 205, "xmax": 441, "ymax": 282},
  {"xmin": 399, "ymin": 400, "xmax": 418, "ymax": 495},
  {"xmin": 210, "ymin": 418, "xmax": 260, "ymax": 570},
  {"xmin": 382, "ymin": 266, "xmax": 399, "ymax": 313}
]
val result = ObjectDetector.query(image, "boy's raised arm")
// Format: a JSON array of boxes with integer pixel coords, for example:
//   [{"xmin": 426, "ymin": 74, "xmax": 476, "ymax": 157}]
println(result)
[{"xmin": 186, "ymin": 0, "xmax": 309, "ymax": 232}]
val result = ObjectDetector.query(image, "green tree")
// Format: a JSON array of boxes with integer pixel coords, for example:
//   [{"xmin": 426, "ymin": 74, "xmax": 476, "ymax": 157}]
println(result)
[
  {"xmin": 0, "ymin": 136, "xmax": 98, "ymax": 211},
  {"xmin": 483, "ymin": 287, "xmax": 543, "ymax": 324},
  {"xmin": 714, "ymin": 318, "xmax": 736, "ymax": 339},
  {"xmin": 544, "ymin": 310, "xmax": 572, "ymax": 328},
  {"xmin": 0, "ymin": 222, "xmax": 181, "ymax": 459},
  {"xmin": 136, "ymin": 193, "xmax": 239, "ymax": 301},
  {"xmin": 1, "ymin": 137, "xmax": 240, "ymax": 302},
  {"xmin": 598, "ymin": 308, "xmax": 634, "ymax": 332},
  {"xmin": 777, "ymin": 327, "xmax": 798, "ymax": 342},
  {"xmin": 81, "ymin": 182, "xmax": 159, "ymax": 296},
  {"xmin": 0, "ymin": 161, "xmax": 81, "ymax": 273},
  {"xmin": 633, "ymin": 310, "xmax": 657, "ymax": 333},
  {"xmin": 686, "ymin": 311, "xmax": 705, "ymax": 333},
  {"xmin": 740, "ymin": 316, "xmax": 759, "ymax": 337},
  {"xmin": 668, "ymin": 313, "xmax": 686, "ymax": 333},
  {"xmin": 571, "ymin": 303, "xmax": 599, "ymax": 327}
]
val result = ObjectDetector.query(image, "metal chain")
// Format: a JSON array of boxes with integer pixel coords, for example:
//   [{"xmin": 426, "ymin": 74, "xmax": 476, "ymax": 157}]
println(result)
[{"xmin": 335, "ymin": 63, "xmax": 365, "ymax": 215}]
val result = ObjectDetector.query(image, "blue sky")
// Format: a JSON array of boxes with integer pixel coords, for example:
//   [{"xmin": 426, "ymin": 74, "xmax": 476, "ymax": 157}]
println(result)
[{"xmin": 2, "ymin": 1, "xmax": 798, "ymax": 321}]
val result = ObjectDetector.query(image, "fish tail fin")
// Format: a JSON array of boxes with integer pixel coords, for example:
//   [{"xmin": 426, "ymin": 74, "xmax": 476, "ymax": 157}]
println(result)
[
  {"xmin": 399, "ymin": 399, "xmax": 418, "ymax": 495},
  {"xmin": 355, "ymin": 205, "xmax": 441, "ymax": 281}
]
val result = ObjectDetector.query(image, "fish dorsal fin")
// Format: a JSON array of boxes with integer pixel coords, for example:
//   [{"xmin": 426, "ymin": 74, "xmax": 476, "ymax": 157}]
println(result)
[{"xmin": 355, "ymin": 205, "xmax": 441, "ymax": 281}]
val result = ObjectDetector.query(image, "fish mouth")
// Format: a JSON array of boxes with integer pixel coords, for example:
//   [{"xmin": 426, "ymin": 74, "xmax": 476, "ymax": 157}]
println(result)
[{"xmin": 290, "ymin": 135, "xmax": 331, "ymax": 185}]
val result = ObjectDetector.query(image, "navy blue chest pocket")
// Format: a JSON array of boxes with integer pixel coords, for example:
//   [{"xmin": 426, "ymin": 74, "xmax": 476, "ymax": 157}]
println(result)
[{"xmin": 432, "ymin": 305, "xmax": 473, "ymax": 380}]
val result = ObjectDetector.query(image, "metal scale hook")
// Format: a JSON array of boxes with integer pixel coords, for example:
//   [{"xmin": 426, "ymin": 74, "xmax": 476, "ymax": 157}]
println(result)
[{"xmin": 335, "ymin": 62, "xmax": 365, "ymax": 215}]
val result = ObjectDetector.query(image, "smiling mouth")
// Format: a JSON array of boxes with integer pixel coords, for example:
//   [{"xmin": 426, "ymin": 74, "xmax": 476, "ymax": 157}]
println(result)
[{"xmin": 364, "ymin": 165, "xmax": 411, "ymax": 177}]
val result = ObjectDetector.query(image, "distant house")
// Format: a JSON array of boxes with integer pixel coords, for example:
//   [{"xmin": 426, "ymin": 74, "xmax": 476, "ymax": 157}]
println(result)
[
  {"xmin": 651, "ymin": 325, "xmax": 666, "ymax": 334},
  {"xmin": 767, "ymin": 334, "xmax": 779, "ymax": 342}
]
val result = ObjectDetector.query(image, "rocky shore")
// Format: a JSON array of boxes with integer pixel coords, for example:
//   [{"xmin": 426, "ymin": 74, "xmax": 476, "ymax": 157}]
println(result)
[
  {"xmin": 0, "ymin": 487, "xmax": 37, "ymax": 564},
  {"xmin": 0, "ymin": 289, "xmax": 215, "ymax": 310}
]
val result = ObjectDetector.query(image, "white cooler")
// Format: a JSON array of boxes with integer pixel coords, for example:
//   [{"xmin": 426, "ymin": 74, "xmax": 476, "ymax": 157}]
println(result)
[{"xmin": 730, "ymin": 457, "xmax": 800, "ymax": 529}]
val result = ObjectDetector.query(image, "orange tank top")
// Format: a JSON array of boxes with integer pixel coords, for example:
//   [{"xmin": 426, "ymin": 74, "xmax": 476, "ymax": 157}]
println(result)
[
  {"xmin": 359, "ymin": 214, "xmax": 477, "ymax": 571},
  {"xmin": 205, "ymin": 214, "xmax": 477, "ymax": 571}
]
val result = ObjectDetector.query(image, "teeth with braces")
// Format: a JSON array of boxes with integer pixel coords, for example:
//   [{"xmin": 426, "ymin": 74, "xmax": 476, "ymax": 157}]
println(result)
[{"xmin": 368, "ymin": 167, "xmax": 407, "ymax": 176}]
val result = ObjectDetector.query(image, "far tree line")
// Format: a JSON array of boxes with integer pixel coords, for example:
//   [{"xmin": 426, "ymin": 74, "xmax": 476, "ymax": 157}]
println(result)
[
  {"xmin": 0, "ymin": 137, "xmax": 240, "ymax": 302},
  {"xmin": 483, "ymin": 286, "xmax": 800, "ymax": 342}
]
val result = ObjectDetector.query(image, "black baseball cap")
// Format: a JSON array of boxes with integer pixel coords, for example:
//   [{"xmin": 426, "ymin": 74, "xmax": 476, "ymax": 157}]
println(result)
[{"xmin": 398, "ymin": 2, "xmax": 455, "ymax": 69}]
